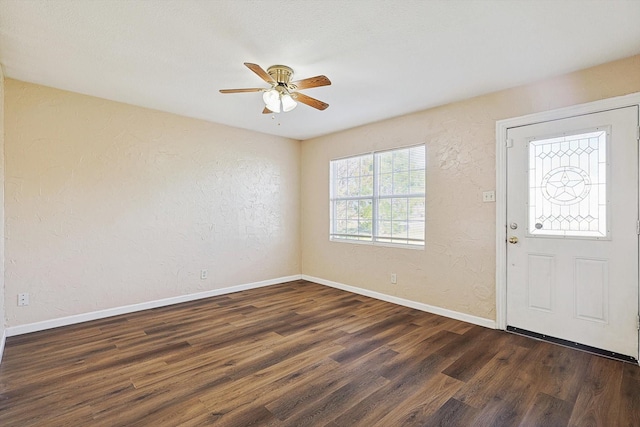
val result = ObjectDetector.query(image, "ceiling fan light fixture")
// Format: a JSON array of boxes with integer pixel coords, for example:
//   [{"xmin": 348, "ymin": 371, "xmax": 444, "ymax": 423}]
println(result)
[
  {"xmin": 263, "ymin": 89, "xmax": 281, "ymax": 113},
  {"xmin": 281, "ymin": 93, "xmax": 297, "ymax": 112}
]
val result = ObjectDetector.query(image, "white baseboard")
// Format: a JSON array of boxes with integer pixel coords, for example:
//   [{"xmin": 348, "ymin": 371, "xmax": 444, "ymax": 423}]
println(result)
[
  {"xmin": 6, "ymin": 275, "xmax": 303, "ymax": 337},
  {"xmin": 5, "ymin": 274, "xmax": 495, "ymax": 338},
  {"xmin": 0, "ymin": 329, "xmax": 6, "ymax": 363},
  {"xmin": 302, "ymin": 275, "xmax": 496, "ymax": 329}
]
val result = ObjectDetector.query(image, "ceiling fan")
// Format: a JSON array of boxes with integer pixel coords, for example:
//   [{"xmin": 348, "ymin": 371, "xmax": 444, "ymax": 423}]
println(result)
[{"xmin": 220, "ymin": 63, "xmax": 331, "ymax": 114}]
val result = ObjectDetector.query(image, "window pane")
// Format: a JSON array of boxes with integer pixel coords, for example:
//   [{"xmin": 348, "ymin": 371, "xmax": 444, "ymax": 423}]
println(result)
[
  {"xmin": 391, "ymin": 221, "xmax": 408, "ymax": 238},
  {"xmin": 393, "ymin": 172, "xmax": 409, "ymax": 195},
  {"xmin": 336, "ymin": 161, "xmax": 348, "ymax": 179},
  {"xmin": 379, "ymin": 152, "xmax": 393, "ymax": 174},
  {"xmin": 408, "ymin": 198, "xmax": 425, "ymax": 220},
  {"xmin": 378, "ymin": 220, "xmax": 392, "ymax": 237},
  {"xmin": 379, "ymin": 172, "xmax": 392, "ymax": 196},
  {"xmin": 359, "ymin": 219, "xmax": 372, "ymax": 235},
  {"xmin": 378, "ymin": 199, "xmax": 392, "ymax": 220},
  {"xmin": 336, "ymin": 200, "xmax": 347, "ymax": 219},
  {"xmin": 347, "ymin": 177, "xmax": 359, "ymax": 196},
  {"xmin": 409, "ymin": 171, "xmax": 425, "ymax": 194},
  {"xmin": 392, "ymin": 198, "xmax": 408, "ymax": 221},
  {"xmin": 361, "ymin": 175, "xmax": 374, "ymax": 196},
  {"xmin": 361, "ymin": 155, "xmax": 374, "ymax": 176},
  {"xmin": 359, "ymin": 200, "xmax": 372, "ymax": 220},
  {"xmin": 409, "ymin": 145, "xmax": 426, "ymax": 170},
  {"xmin": 347, "ymin": 157, "xmax": 360, "ymax": 177},
  {"xmin": 337, "ymin": 178, "xmax": 348, "ymax": 197},
  {"xmin": 393, "ymin": 149, "xmax": 409, "ymax": 172},
  {"xmin": 408, "ymin": 221, "xmax": 425, "ymax": 240},
  {"xmin": 347, "ymin": 200, "xmax": 359, "ymax": 219},
  {"xmin": 346, "ymin": 220, "xmax": 359, "ymax": 235}
]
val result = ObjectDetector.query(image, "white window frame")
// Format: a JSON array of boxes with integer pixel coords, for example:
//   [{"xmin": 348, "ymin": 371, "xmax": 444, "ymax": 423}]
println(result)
[{"xmin": 329, "ymin": 144, "xmax": 426, "ymax": 248}]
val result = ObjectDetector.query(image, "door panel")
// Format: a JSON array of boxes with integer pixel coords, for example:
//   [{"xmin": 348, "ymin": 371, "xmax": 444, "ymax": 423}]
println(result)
[
  {"xmin": 506, "ymin": 107, "xmax": 639, "ymax": 358},
  {"xmin": 574, "ymin": 257, "xmax": 608, "ymax": 323},
  {"xmin": 527, "ymin": 254, "xmax": 553, "ymax": 312}
]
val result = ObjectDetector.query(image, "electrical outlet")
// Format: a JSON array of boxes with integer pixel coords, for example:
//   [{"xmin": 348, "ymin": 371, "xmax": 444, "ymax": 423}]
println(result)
[
  {"xmin": 390, "ymin": 273, "xmax": 397, "ymax": 284},
  {"xmin": 18, "ymin": 293, "xmax": 29, "ymax": 307},
  {"xmin": 200, "ymin": 269, "xmax": 208, "ymax": 280}
]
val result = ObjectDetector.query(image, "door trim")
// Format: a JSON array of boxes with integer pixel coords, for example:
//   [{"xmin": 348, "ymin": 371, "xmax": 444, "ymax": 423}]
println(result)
[{"xmin": 495, "ymin": 92, "xmax": 640, "ymax": 362}]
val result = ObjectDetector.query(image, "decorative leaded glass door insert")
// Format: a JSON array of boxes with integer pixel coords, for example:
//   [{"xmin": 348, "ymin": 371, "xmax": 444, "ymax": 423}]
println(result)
[{"xmin": 528, "ymin": 130, "xmax": 607, "ymax": 238}]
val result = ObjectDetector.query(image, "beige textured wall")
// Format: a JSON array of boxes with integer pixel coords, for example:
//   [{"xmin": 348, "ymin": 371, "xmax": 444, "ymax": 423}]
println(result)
[
  {"xmin": 5, "ymin": 79, "xmax": 300, "ymax": 327},
  {"xmin": 301, "ymin": 55, "xmax": 640, "ymax": 321},
  {"xmin": 0, "ymin": 68, "xmax": 5, "ymax": 341}
]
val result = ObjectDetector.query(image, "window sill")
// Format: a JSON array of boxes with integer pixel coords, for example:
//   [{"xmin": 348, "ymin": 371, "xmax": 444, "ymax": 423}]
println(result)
[{"xmin": 329, "ymin": 238, "xmax": 425, "ymax": 251}]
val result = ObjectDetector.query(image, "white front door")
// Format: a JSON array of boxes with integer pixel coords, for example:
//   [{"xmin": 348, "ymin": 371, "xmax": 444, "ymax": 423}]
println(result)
[{"xmin": 506, "ymin": 106, "xmax": 639, "ymax": 358}]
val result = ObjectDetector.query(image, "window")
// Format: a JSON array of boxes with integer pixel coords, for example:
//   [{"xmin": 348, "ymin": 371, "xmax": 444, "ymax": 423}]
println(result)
[
  {"xmin": 330, "ymin": 144, "xmax": 426, "ymax": 247},
  {"xmin": 528, "ymin": 130, "xmax": 607, "ymax": 238}
]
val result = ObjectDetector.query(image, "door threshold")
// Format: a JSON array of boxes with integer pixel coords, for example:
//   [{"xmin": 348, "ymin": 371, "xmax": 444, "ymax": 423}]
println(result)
[{"xmin": 506, "ymin": 326, "xmax": 638, "ymax": 364}]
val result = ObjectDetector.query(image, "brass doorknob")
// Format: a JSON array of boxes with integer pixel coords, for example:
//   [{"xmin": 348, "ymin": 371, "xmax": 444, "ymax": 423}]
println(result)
[{"xmin": 508, "ymin": 236, "xmax": 518, "ymax": 244}]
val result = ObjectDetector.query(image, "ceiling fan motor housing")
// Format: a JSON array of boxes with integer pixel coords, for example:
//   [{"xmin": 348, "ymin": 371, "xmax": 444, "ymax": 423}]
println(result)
[{"xmin": 267, "ymin": 65, "xmax": 294, "ymax": 86}]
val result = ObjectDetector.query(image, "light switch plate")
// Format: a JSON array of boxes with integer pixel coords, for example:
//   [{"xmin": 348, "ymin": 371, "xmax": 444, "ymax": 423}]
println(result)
[{"xmin": 483, "ymin": 191, "xmax": 496, "ymax": 203}]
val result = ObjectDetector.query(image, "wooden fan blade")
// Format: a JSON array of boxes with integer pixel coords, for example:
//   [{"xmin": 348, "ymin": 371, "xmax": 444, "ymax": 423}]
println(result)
[
  {"xmin": 262, "ymin": 107, "xmax": 273, "ymax": 114},
  {"xmin": 293, "ymin": 92, "xmax": 329, "ymax": 110},
  {"xmin": 219, "ymin": 88, "xmax": 264, "ymax": 93},
  {"xmin": 291, "ymin": 75, "xmax": 331, "ymax": 90},
  {"xmin": 244, "ymin": 63, "xmax": 275, "ymax": 84}
]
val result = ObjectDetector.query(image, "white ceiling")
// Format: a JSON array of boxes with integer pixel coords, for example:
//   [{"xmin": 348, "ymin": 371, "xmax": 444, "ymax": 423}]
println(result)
[{"xmin": 1, "ymin": 0, "xmax": 639, "ymax": 141}]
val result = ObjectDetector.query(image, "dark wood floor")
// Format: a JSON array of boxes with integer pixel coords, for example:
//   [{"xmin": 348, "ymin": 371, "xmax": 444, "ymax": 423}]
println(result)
[{"xmin": 0, "ymin": 280, "xmax": 638, "ymax": 426}]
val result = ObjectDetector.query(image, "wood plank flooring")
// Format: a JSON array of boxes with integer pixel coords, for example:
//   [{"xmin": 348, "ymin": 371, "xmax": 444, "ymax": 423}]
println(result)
[{"xmin": 0, "ymin": 280, "xmax": 638, "ymax": 426}]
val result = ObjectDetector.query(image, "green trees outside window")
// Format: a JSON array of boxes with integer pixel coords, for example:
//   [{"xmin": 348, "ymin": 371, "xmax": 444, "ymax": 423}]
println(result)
[{"xmin": 330, "ymin": 145, "xmax": 425, "ymax": 246}]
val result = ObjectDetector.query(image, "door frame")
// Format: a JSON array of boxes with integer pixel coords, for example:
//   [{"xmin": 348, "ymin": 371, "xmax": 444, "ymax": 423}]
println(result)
[{"xmin": 495, "ymin": 92, "xmax": 640, "ymax": 362}]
